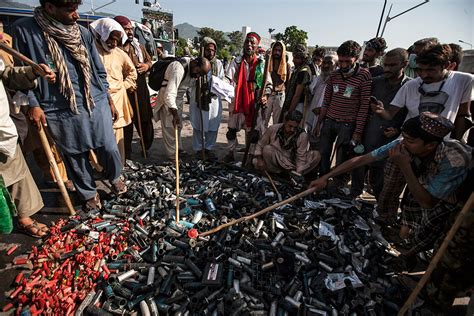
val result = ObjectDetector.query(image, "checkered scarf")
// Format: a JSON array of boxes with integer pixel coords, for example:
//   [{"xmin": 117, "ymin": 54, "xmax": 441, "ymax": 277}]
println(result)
[{"xmin": 34, "ymin": 7, "xmax": 95, "ymax": 114}]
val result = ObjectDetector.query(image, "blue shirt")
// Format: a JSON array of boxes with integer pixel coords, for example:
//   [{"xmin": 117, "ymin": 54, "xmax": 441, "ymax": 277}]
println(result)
[
  {"xmin": 12, "ymin": 18, "xmax": 116, "ymax": 155},
  {"xmin": 371, "ymin": 138, "xmax": 472, "ymax": 202}
]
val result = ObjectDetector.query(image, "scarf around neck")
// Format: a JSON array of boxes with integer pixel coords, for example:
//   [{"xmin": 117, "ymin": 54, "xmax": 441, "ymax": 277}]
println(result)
[
  {"xmin": 234, "ymin": 55, "xmax": 258, "ymax": 127},
  {"xmin": 34, "ymin": 7, "xmax": 94, "ymax": 115}
]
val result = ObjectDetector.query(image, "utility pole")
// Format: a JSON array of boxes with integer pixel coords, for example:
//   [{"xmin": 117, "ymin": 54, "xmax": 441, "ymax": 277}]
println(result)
[
  {"xmin": 459, "ymin": 40, "xmax": 473, "ymax": 49},
  {"xmin": 381, "ymin": 0, "xmax": 430, "ymax": 37},
  {"xmin": 90, "ymin": 0, "xmax": 117, "ymax": 15}
]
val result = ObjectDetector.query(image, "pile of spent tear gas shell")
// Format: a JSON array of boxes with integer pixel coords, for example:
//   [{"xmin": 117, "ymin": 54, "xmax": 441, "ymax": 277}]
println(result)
[{"xmin": 3, "ymin": 161, "xmax": 408, "ymax": 315}]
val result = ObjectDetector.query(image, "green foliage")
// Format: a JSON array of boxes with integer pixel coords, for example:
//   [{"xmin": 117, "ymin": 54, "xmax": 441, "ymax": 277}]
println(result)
[
  {"xmin": 175, "ymin": 37, "xmax": 188, "ymax": 57},
  {"xmin": 227, "ymin": 30, "xmax": 243, "ymax": 54},
  {"xmin": 274, "ymin": 25, "xmax": 308, "ymax": 52},
  {"xmin": 197, "ymin": 27, "xmax": 229, "ymax": 52},
  {"xmin": 218, "ymin": 47, "xmax": 231, "ymax": 61}
]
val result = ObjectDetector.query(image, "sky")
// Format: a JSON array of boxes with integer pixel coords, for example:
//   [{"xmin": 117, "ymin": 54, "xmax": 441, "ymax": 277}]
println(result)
[{"xmin": 21, "ymin": 0, "xmax": 474, "ymax": 50}]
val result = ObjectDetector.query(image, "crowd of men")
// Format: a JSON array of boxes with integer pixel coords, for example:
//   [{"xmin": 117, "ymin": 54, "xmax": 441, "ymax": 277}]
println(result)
[{"xmin": 0, "ymin": 0, "xmax": 473, "ymax": 312}]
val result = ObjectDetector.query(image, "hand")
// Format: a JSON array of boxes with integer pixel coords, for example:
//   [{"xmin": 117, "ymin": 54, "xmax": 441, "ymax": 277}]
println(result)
[
  {"xmin": 254, "ymin": 156, "xmax": 266, "ymax": 171},
  {"xmin": 260, "ymin": 95, "xmax": 267, "ymax": 105},
  {"xmin": 136, "ymin": 63, "xmax": 149, "ymax": 75},
  {"xmin": 309, "ymin": 177, "xmax": 328, "ymax": 191},
  {"xmin": 314, "ymin": 122, "xmax": 322, "ymax": 137},
  {"xmin": 109, "ymin": 98, "xmax": 118, "ymax": 122},
  {"xmin": 389, "ymin": 143, "xmax": 411, "ymax": 167},
  {"xmin": 28, "ymin": 107, "xmax": 47, "ymax": 129},
  {"xmin": 351, "ymin": 133, "xmax": 362, "ymax": 143},
  {"xmin": 384, "ymin": 127, "xmax": 398, "ymax": 138},
  {"xmin": 35, "ymin": 64, "xmax": 56, "ymax": 84},
  {"xmin": 371, "ymin": 100, "xmax": 385, "ymax": 114},
  {"xmin": 312, "ymin": 108, "xmax": 320, "ymax": 116},
  {"xmin": 169, "ymin": 108, "xmax": 180, "ymax": 128}
]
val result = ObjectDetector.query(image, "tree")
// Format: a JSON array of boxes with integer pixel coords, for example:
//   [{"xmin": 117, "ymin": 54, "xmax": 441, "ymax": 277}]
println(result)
[
  {"xmin": 274, "ymin": 25, "xmax": 308, "ymax": 52},
  {"xmin": 175, "ymin": 37, "xmax": 188, "ymax": 57},
  {"xmin": 197, "ymin": 27, "xmax": 229, "ymax": 52},
  {"xmin": 227, "ymin": 30, "xmax": 243, "ymax": 55}
]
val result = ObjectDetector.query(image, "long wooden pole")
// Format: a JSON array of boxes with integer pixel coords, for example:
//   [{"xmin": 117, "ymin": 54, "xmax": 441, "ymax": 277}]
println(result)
[
  {"xmin": 0, "ymin": 42, "xmax": 46, "ymax": 76},
  {"xmin": 199, "ymin": 186, "xmax": 317, "ymax": 237},
  {"xmin": 398, "ymin": 192, "xmax": 474, "ymax": 315},
  {"xmin": 38, "ymin": 124, "xmax": 76, "ymax": 215},
  {"xmin": 175, "ymin": 126, "xmax": 180, "ymax": 223},
  {"xmin": 0, "ymin": 44, "xmax": 76, "ymax": 216},
  {"xmin": 198, "ymin": 46, "xmax": 206, "ymax": 161},
  {"xmin": 264, "ymin": 170, "xmax": 282, "ymax": 201},
  {"xmin": 133, "ymin": 92, "xmax": 147, "ymax": 159}
]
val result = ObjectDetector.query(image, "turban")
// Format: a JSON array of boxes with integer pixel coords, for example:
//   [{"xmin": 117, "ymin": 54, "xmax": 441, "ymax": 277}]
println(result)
[{"xmin": 114, "ymin": 15, "xmax": 132, "ymax": 26}]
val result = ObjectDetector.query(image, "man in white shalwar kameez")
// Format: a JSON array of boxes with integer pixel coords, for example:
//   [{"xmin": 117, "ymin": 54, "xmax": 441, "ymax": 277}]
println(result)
[{"xmin": 189, "ymin": 37, "xmax": 224, "ymax": 158}]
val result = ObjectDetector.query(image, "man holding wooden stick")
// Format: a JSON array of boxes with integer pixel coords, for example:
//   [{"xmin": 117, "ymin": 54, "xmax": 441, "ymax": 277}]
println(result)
[
  {"xmin": 114, "ymin": 15, "xmax": 155, "ymax": 159},
  {"xmin": 0, "ymin": 39, "xmax": 55, "ymax": 237},
  {"xmin": 12, "ymin": 0, "xmax": 126, "ymax": 212}
]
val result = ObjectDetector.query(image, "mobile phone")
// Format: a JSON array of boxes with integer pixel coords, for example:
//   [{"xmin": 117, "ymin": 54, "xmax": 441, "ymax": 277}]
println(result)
[{"xmin": 370, "ymin": 96, "xmax": 378, "ymax": 104}]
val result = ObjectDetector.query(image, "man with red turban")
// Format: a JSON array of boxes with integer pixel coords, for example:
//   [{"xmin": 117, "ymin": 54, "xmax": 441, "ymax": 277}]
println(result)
[{"xmin": 224, "ymin": 32, "xmax": 264, "ymax": 162}]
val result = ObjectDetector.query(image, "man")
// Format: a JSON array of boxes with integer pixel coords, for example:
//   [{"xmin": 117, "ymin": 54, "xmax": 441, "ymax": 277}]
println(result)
[
  {"xmin": 315, "ymin": 40, "xmax": 372, "ymax": 177},
  {"xmin": 153, "ymin": 56, "xmax": 211, "ymax": 159},
  {"xmin": 310, "ymin": 112, "xmax": 472, "ymax": 264},
  {"xmin": 189, "ymin": 37, "xmax": 224, "ymax": 158},
  {"xmin": 0, "ymin": 47, "xmax": 56, "ymax": 237},
  {"xmin": 280, "ymin": 45, "xmax": 311, "ymax": 124},
  {"xmin": 405, "ymin": 37, "xmax": 439, "ymax": 78},
  {"xmin": 374, "ymin": 44, "xmax": 473, "ymax": 226},
  {"xmin": 91, "ymin": 18, "xmax": 137, "ymax": 166},
  {"xmin": 261, "ymin": 41, "xmax": 289, "ymax": 128},
  {"xmin": 307, "ymin": 52, "xmax": 338, "ymax": 134},
  {"xmin": 13, "ymin": 0, "xmax": 126, "ymax": 211},
  {"xmin": 310, "ymin": 47, "xmax": 326, "ymax": 77},
  {"xmin": 224, "ymin": 32, "xmax": 264, "ymax": 162},
  {"xmin": 447, "ymin": 43, "xmax": 463, "ymax": 71},
  {"xmin": 362, "ymin": 37, "xmax": 387, "ymax": 77},
  {"xmin": 351, "ymin": 48, "xmax": 411, "ymax": 200},
  {"xmin": 253, "ymin": 111, "xmax": 320, "ymax": 176},
  {"xmin": 114, "ymin": 16, "xmax": 154, "ymax": 159}
]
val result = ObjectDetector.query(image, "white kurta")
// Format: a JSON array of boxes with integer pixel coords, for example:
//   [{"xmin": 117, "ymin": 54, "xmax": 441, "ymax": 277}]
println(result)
[{"xmin": 189, "ymin": 59, "xmax": 224, "ymax": 132}]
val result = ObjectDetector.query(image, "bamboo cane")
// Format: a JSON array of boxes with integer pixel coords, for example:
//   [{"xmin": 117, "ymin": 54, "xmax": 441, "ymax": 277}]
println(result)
[
  {"xmin": 398, "ymin": 192, "xmax": 474, "ymax": 315},
  {"xmin": 133, "ymin": 91, "xmax": 147, "ymax": 159},
  {"xmin": 0, "ymin": 42, "xmax": 46, "ymax": 76},
  {"xmin": 199, "ymin": 186, "xmax": 318, "ymax": 237},
  {"xmin": 264, "ymin": 170, "xmax": 282, "ymax": 202},
  {"xmin": 38, "ymin": 123, "xmax": 75, "ymax": 215},
  {"xmin": 175, "ymin": 126, "xmax": 180, "ymax": 223}
]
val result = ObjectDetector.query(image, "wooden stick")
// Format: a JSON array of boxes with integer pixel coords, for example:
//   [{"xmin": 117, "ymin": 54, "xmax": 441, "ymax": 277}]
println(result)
[
  {"xmin": 264, "ymin": 170, "xmax": 282, "ymax": 201},
  {"xmin": 38, "ymin": 123, "xmax": 75, "ymax": 215},
  {"xmin": 0, "ymin": 42, "xmax": 46, "ymax": 77},
  {"xmin": 398, "ymin": 192, "xmax": 474, "ymax": 315},
  {"xmin": 198, "ymin": 46, "xmax": 206, "ymax": 162},
  {"xmin": 199, "ymin": 186, "xmax": 318, "ymax": 237},
  {"xmin": 175, "ymin": 125, "xmax": 180, "ymax": 223},
  {"xmin": 133, "ymin": 92, "xmax": 147, "ymax": 159}
]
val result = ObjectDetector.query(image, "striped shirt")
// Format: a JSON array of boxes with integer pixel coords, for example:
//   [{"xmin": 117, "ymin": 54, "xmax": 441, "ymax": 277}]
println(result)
[{"xmin": 322, "ymin": 65, "xmax": 372, "ymax": 134}]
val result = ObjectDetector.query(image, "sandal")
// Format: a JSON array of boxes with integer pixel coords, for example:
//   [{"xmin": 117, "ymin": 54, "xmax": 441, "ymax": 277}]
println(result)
[{"xmin": 18, "ymin": 220, "xmax": 49, "ymax": 239}]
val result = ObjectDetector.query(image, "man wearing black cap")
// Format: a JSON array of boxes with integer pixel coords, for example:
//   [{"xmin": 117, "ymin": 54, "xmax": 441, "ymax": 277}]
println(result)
[
  {"xmin": 310, "ymin": 112, "xmax": 472, "ymax": 262},
  {"xmin": 12, "ymin": 0, "xmax": 126, "ymax": 212}
]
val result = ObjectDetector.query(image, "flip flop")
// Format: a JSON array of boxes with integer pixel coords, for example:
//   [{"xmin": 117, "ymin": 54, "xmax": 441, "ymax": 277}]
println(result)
[{"xmin": 18, "ymin": 220, "xmax": 49, "ymax": 239}]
